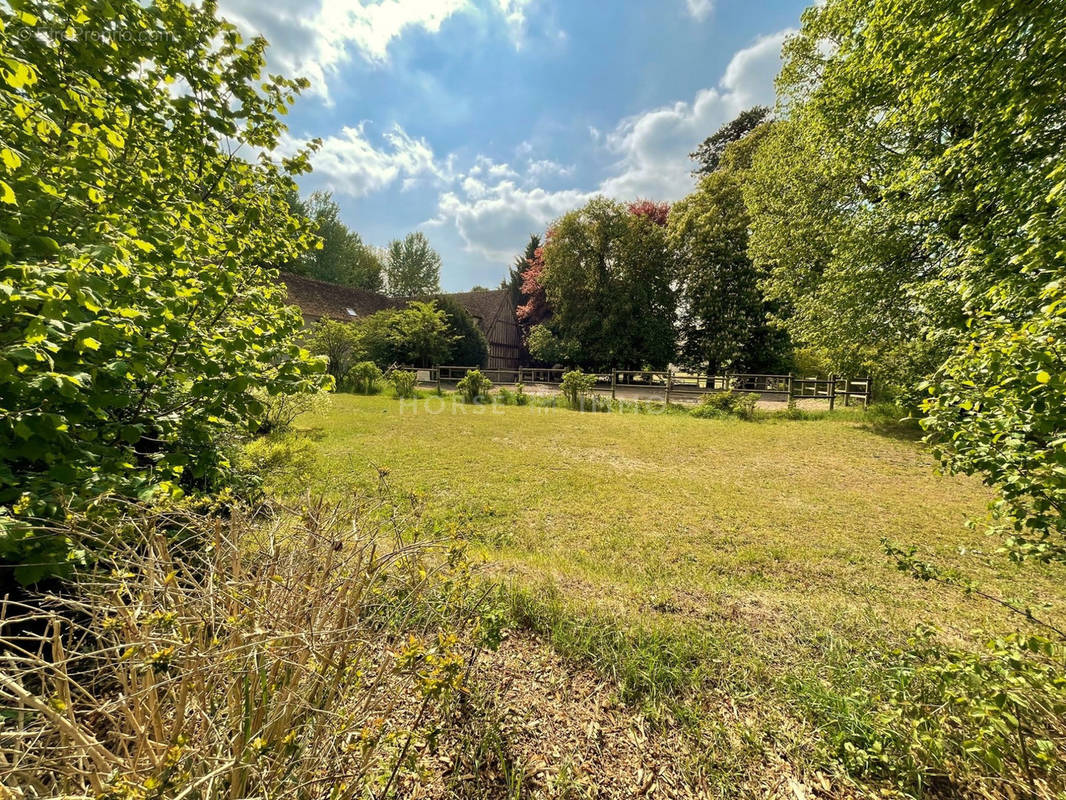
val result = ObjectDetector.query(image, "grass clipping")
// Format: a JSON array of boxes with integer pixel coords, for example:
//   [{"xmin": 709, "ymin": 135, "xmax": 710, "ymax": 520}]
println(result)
[{"xmin": 0, "ymin": 494, "xmax": 487, "ymax": 799}]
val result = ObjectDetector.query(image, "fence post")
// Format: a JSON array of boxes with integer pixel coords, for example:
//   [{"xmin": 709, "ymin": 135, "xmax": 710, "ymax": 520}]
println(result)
[
  {"xmin": 436, "ymin": 366, "xmax": 442, "ymax": 393},
  {"xmin": 787, "ymin": 372, "xmax": 794, "ymax": 404},
  {"xmin": 843, "ymin": 375, "xmax": 850, "ymax": 407},
  {"xmin": 611, "ymin": 369, "xmax": 616, "ymax": 400},
  {"xmin": 665, "ymin": 370, "xmax": 672, "ymax": 405},
  {"xmin": 828, "ymin": 373, "xmax": 836, "ymax": 411}
]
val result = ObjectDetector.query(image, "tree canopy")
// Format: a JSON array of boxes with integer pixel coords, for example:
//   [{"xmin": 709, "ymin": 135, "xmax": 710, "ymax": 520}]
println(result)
[
  {"xmin": 539, "ymin": 198, "xmax": 676, "ymax": 370},
  {"xmin": 288, "ymin": 191, "xmax": 384, "ymax": 292},
  {"xmin": 690, "ymin": 105, "xmax": 771, "ymax": 176},
  {"xmin": 385, "ymin": 232, "xmax": 442, "ymax": 297}
]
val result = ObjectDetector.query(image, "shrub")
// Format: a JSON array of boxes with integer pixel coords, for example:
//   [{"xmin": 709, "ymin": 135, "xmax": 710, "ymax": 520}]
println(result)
[
  {"xmin": 514, "ymin": 382, "xmax": 529, "ymax": 405},
  {"xmin": 457, "ymin": 369, "xmax": 493, "ymax": 404},
  {"xmin": 253, "ymin": 389, "xmax": 330, "ymax": 434},
  {"xmin": 237, "ymin": 435, "xmax": 319, "ymax": 494},
  {"xmin": 345, "ymin": 360, "xmax": 383, "ymax": 394},
  {"xmin": 496, "ymin": 387, "xmax": 515, "ymax": 405},
  {"xmin": 389, "ymin": 369, "xmax": 417, "ymax": 399},
  {"xmin": 0, "ymin": 0, "xmax": 330, "ymax": 582},
  {"xmin": 0, "ymin": 496, "xmax": 488, "ymax": 797},
  {"xmin": 561, "ymin": 370, "xmax": 597, "ymax": 410},
  {"xmin": 304, "ymin": 319, "xmax": 363, "ymax": 386},
  {"xmin": 691, "ymin": 390, "xmax": 759, "ymax": 420}
]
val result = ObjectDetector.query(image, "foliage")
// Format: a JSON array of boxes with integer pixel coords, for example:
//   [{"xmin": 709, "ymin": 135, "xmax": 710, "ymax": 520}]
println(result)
[
  {"xmin": 690, "ymin": 105, "xmax": 771, "ymax": 176},
  {"xmin": 0, "ymin": 0, "xmax": 328, "ymax": 581},
  {"xmin": 761, "ymin": 0, "xmax": 1066, "ymax": 790},
  {"xmin": 691, "ymin": 391, "xmax": 758, "ymax": 421},
  {"xmin": 385, "ymin": 232, "xmax": 442, "ymax": 297},
  {"xmin": 526, "ymin": 324, "xmax": 570, "ymax": 366},
  {"xmin": 516, "ymin": 240, "xmax": 551, "ymax": 335},
  {"xmin": 514, "ymin": 383, "xmax": 529, "ymax": 406},
  {"xmin": 0, "ymin": 497, "xmax": 486, "ymax": 797},
  {"xmin": 252, "ymin": 389, "xmax": 329, "ymax": 435},
  {"xmin": 540, "ymin": 198, "xmax": 676, "ymax": 370},
  {"xmin": 356, "ymin": 301, "xmax": 455, "ymax": 369},
  {"xmin": 560, "ymin": 370, "xmax": 597, "ymax": 410},
  {"xmin": 304, "ymin": 319, "xmax": 362, "ymax": 386},
  {"xmin": 433, "ymin": 294, "xmax": 489, "ymax": 367},
  {"xmin": 669, "ymin": 129, "xmax": 790, "ymax": 374},
  {"xmin": 389, "ymin": 369, "xmax": 417, "ymax": 399},
  {"xmin": 626, "ymin": 200, "xmax": 670, "ymax": 227},
  {"xmin": 505, "ymin": 233, "xmax": 540, "ymax": 310},
  {"xmin": 238, "ymin": 433, "xmax": 320, "ymax": 490},
  {"xmin": 287, "ymin": 191, "xmax": 384, "ymax": 292},
  {"xmin": 456, "ymin": 369, "xmax": 493, "ymax": 404},
  {"xmin": 345, "ymin": 360, "xmax": 383, "ymax": 395}
]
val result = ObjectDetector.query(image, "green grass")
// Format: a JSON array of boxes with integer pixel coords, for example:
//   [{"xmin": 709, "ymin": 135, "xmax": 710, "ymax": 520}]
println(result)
[{"xmin": 296, "ymin": 392, "xmax": 1066, "ymax": 789}]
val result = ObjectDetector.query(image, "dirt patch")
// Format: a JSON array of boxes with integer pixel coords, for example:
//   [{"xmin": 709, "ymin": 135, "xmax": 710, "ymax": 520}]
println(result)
[{"xmin": 402, "ymin": 631, "xmax": 861, "ymax": 799}]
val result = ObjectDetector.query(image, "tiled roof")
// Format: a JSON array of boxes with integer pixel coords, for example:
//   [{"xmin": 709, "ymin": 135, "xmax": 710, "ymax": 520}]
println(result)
[
  {"xmin": 444, "ymin": 288, "xmax": 509, "ymax": 326},
  {"xmin": 280, "ymin": 272, "xmax": 398, "ymax": 321}
]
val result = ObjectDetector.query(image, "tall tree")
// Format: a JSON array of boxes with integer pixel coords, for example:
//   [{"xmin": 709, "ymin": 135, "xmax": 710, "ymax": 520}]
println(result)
[
  {"xmin": 385, "ymin": 232, "xmax": 442, "ymax": 297},
  {"xmin": 539, "ymin": 198, "xmax": 676, "ymax": 370},
  {"xmin": 690, "ymin": 106, "xmax": 771, "ymax": 176},
  {"xmin": 432, "ymin": 295, "xmax": 489, "ymax": 367},
  {"xmin": 504, "ymin": 233, "xmax": 540, "ymax": 309},
  {"xmin": 290, "ymin": 192, "xmax": 385, "ymax": 292}
]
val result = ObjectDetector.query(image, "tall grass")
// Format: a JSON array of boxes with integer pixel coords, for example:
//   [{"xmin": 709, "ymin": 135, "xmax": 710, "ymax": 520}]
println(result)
[{"xmin": 0, "ymin": 493, "xmax": 487, "ymax": 798}]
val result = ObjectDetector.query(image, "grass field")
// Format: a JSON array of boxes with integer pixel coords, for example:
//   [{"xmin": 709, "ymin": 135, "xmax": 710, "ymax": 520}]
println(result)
[{"xmin": 294, "ymin": 392, "xmax": 1066, "ymax": 792}]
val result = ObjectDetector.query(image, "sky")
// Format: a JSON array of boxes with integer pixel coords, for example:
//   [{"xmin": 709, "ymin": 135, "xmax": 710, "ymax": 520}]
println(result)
[{"xmin": 217, "ymin": 0, "xmax": 812, "ymax": 291}]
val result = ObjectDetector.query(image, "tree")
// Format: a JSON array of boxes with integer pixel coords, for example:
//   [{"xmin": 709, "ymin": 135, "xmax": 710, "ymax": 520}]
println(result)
[
  {"xmin": 516, "ymin": 241, "xmax": 550, "ymax": 337},
  {"xmin": 289, "ymin": 192, "xmax": 384, "ymax": 292},
  {"xmin": 388, "ymin": 301, "xmax": 454, "ymax": 367},
  {"xmin": 385, "ymin": 232, "xmax": 442, "ymax": 297},
  {"xmin": 355, "ymin": 301, "xmax": 454, "ymax": 368},
  {"xmin": 754, "ymin": 0, "xmax": 1066, "ymax": 791},
  {"xmin": 690, "ymin": 106, "xmax": 771, "ymax": 176},
  {"xmin": 505, "ymin": 233, "xmax": 541, "ymax": 309},
  {"xmin": 304, "ymin": 319, "xmax": 363, "ymax": 386},
  {"xmin": 433, "ymin": 295, "xmax": 489, "ymax": 367},
  {"xmin": 539, "ymin": 198, "xmax": 676, "ymax": 370},
  {"xmin": 670, "ymin": 129, "xmax": 790, "ymax": 374},
  {"xmin": 0, "ymin": 0, "xmax": 328, "ymax": 580}
]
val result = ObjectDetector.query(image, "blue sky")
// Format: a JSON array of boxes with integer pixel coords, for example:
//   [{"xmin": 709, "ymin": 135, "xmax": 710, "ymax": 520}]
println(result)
[{"xmin": 218, "ymin": 0, "xmax": 811, "ymax": 290}]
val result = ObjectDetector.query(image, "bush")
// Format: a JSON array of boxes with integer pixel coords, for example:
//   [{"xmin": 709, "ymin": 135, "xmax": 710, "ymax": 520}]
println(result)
[
  {"xmin": 0, "ymin": 0, "xmax": 330, "ymax": 582},
  {"xmin": 253, "ymin": 390, "xmax": 330, "ymax": 434},
  {"xmin": 345, "ymin": 360, "xmax": 383, "ymax": 394},
  {"xmin": 691, "ymin": 390, "xmax": 759, "ymax": 420},
  {"xmin": 389, "ymin": 369, "xmax": 417, "ymax": 399},
  {"xmin": 0, "ymin": 497, "xmax": 487, "ymax": 797},
  {"xmin": 237, "ymin": 435, "xmax": 319, "ymax": 494},
  {"xmin": 514, "ymin": 382, "xmax": 529, "ymax": 405},
  {"xmin": 561, "ymin": 370, "xmax": 597, "ymax": 410},
  {"xmin": 457, "ymin": 369, "xmax": 493, "ymax": 404}
]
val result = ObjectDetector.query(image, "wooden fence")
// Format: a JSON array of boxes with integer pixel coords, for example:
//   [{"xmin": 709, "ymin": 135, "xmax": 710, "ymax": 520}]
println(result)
[{"xmin": 410, "ymin": 366, "xmax": 873, "ymax": 408}]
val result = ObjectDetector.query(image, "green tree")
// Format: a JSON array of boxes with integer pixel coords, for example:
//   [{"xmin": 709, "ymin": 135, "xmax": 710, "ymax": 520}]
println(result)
[
  {"xmin": 0, "ymin": 0, "xmax": 328, "ymax": 580},
  {"xmin": 304, "ymin": 319, "xmax": 363, "ymax": 386},
  {"xmin": 670, "ymin": 129, "xmax": 790, "ymax": 374},
  {"xmin": 385, "ymin": 232, "xmax": 442, "ymax": 297},
  {"xmin": 355, "ymin": 301, "xmax": 454, "ymax": 368},
  {"xmin": 690, "ymin": 106, "xmax": 771, "ymax": 177},
  {"xmin": 289, "ymin": 192, "xmax": 384, "ymax": 292},
  {"xmin": 432, "ymin": 295, "xmax": 488, "ymax": 367},
  {"xmin": 756, "ymin": 0, "xmax": 1066, "ymax": 791},
  {"xmin": 504, "ymin": 233, "xmax": 540, "ymax": 309},
  {"xmin": 540, "ymin": 198, "xmax": 676, "ymax": 370}
]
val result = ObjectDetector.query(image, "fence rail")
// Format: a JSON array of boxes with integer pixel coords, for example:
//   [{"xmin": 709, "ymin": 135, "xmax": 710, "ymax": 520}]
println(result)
[{"xmin": 405, "ymin": 365, "xmax": 873, "ymax": 408}]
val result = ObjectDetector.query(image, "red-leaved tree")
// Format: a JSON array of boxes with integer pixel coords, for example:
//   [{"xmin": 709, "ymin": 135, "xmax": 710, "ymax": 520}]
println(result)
[{"xmin": 627, "ymin": 200, "xmax": 670, "ymax": 227}]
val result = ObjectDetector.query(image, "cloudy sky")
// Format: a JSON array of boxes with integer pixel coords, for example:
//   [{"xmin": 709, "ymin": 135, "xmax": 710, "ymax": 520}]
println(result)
[{"xmin": 219, "ymin": 0, "xmax": 810, "ymax": 290}]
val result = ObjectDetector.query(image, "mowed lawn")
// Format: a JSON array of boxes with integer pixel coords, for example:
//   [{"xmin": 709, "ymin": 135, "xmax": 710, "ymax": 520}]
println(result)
[{"xmin": 302, "ymin": 393, "xmax": 1066, "ymax": 654}]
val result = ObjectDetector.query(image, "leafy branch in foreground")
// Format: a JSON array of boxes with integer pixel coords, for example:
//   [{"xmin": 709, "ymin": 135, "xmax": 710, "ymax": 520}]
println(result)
[{"xmin": 0, "ymin": 0, "xmax": 329, "ymax": 581}]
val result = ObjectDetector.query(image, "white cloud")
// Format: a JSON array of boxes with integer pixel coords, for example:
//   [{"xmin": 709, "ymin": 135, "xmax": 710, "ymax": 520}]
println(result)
[
  {"xmin": 527, "ymin": 159, "xmax": 574, "ymax": 179},
  {"xmin": 219, "ymin": 0, "xmax": 530, "ymax": 101},
  {"xmin": 685, "ymin": 0, "xmax": 714, "ymax": 21},
  {"xmin": 597, "ymin": 30, "xmax": 789, "ymax": 200},
  {"xmin": 430, "ymin": 181, "xmax": 593, "ymax": 261},
  {"xmin": 289, "ymin": 122, "xmax": 453, "ymax": 197}
]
